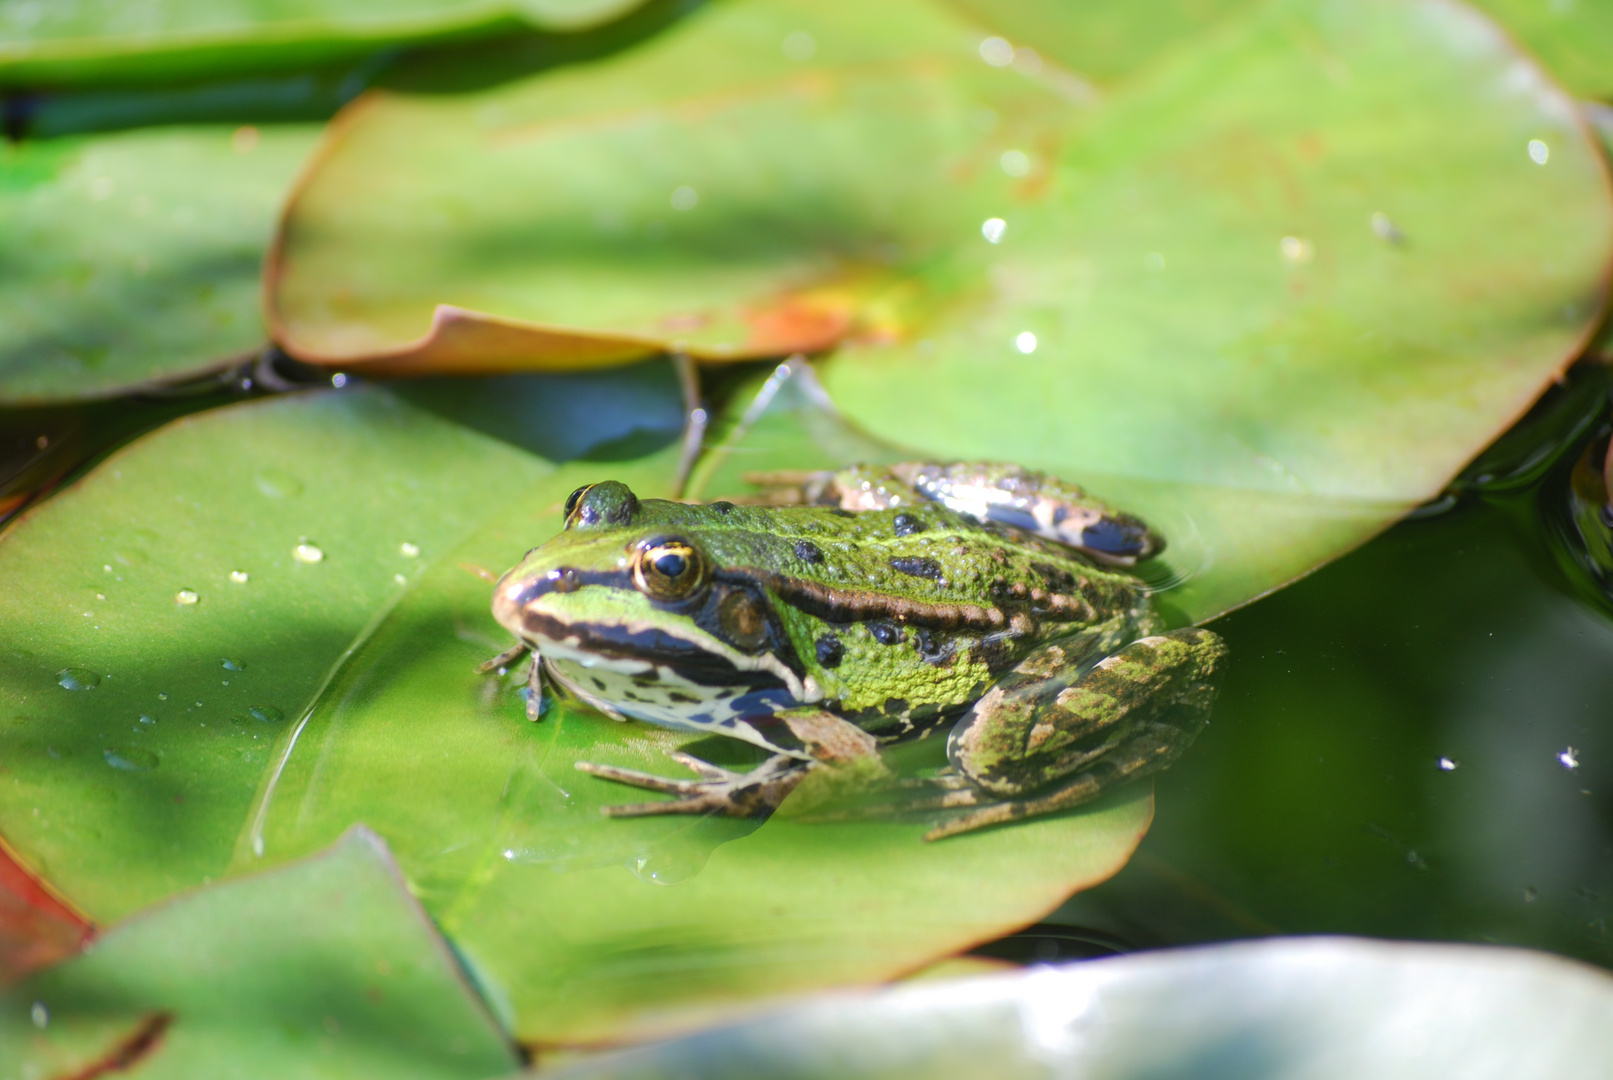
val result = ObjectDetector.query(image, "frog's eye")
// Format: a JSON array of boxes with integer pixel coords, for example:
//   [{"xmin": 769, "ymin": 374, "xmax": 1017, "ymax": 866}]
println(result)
[
  {"xmin": 562, "ymin": 485, "xmax": 595, "ymax": 530},
  {"xmin": 565, "ymin": 481, "xmax": 640, "ymax": 531},
  {"xmin": 632, "ymin": 538, "xmax": 707, "ymax": 602}
]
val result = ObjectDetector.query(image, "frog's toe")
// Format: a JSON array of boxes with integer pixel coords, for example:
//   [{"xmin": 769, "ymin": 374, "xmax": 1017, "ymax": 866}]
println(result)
[{"xmin": 575, "ymin": 752, "xmax": 809, "ymax": 819}]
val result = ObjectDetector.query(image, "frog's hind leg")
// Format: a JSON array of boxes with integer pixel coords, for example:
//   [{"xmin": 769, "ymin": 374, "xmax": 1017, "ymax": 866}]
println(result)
[{"xmin": 931, "ymin": 628, "xmax": 1226, "ymax": 840}]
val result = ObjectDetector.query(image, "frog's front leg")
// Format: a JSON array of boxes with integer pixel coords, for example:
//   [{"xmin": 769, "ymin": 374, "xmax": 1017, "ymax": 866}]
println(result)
[
  {"xmin": 576, "ymin": 708, "xmax": 889, "ymax": 820},
  {"xmin": 933, "ymin": 628, "xmax": 1226, "ymax": 840}
]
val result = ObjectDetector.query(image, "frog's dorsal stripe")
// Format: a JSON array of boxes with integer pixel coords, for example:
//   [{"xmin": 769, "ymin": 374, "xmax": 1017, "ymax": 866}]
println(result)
[{"xmin": 715, "ymin": 568, "xmax": 1007, "ymax": 630}]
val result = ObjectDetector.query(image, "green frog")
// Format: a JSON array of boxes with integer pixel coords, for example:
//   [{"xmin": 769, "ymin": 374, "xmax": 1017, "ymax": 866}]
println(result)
[{"xmin": 486, "ymin": 462, "xmax": 1226, "ymax": 840}]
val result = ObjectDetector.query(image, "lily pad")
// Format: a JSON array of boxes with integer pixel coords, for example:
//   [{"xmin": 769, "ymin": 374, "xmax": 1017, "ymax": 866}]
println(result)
[
  {"xmin": 0, "ymin": 827, "xmax": 519, "ymax": 1079},
  {"xmin": 0, "ymin": 123, "xmax": 319, "ymax": 403},
  {"xmin": 0, "ymin": 383, "xmax": 1155, "ymax": 1045},
  {"xmin": 267, "ymin": 0, "xmax": 1612, "ymax": 621},
  {"xmin": 0, "ymin": 0, "xmax": 647, "ymax": 87},
  {"xmin": 535, "ymin": 938, "xmax": 1613, "ymax": 1080}
]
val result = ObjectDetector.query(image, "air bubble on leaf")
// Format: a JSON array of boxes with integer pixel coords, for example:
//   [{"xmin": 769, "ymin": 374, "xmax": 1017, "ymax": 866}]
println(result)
[
  {"xmin": 56, "ymin": 668, "xmax": 100, "ymax": 691},
  {"xmin": 175, "ymin": 589, "xmax": 199, "ymax": 605},
  {"xmin": 138, "ymin": 714, "xmax": 157, "ymax": 725},
  {"xmin": 294, "ymin": 542, "xmax": 324, "ymax": 564},
  {"xmin": 1528, "ymin": 138, "xmax": 1549, "ymax": 165},
  {"xmin": 400, "ymin": 542, "xmax": 420, "ymax": 557},
  {"xmin": 223, "ymin": 658, "xmax": 245, "ymax": 671},
  {"xmin": 248, "ymin": 705, "xmax": 284, "ymax": 723},
  {"xmin": 981, "ymin": 217, "xmax": 1006, "ymax": 244},
  {"xmin": 781, "ymin": 30, "xmax": 816, "ymax": 61},
  {"xmin": 104, "ymin": 746, "xmax": 159, "ymax": 771},
  {"xmin": 254, "ymin": 467, "xmax": 303, "ymax": 499},
  {"xmin": 979, "ymin": 36, "xmax": 1013, "ymax": 67},
  {"xmin": 1371, "ymin": 211, "xmax": 1403, "ymax": 243},
  {"xmin": 394, "ymin": 573, "xmax": 407, "ymax": 585},
  {"xmin": 229, "ymin": 569, "xmax": 250, "ymax": 583},
  {"xmin": 1281, "ymin": 236, "xmax": 1314, "ymax": 263}
]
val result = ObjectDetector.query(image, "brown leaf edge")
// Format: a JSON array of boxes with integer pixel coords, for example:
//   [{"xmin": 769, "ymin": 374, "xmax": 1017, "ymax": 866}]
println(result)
[{"xmin": 261, "ymin": 92, "xmax": 856, "ymax": 376}]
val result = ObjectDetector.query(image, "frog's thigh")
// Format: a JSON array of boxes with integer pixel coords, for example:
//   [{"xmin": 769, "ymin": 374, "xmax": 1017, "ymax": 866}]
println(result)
[
  {"xmin": 947, "ymin": 628, "xmax": 1227, "ymax": 798},
  {"xmin": 772, "ymin": 708, "xmax": 892, "ymax": 817}
]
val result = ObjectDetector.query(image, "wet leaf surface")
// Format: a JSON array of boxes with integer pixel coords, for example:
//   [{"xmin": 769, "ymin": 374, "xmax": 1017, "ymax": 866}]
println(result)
[
  {"xmin": 0, "ymin": 123, "xmax": 319, "ymax": 403},
  {"xmin": 0, "ymin": 0, "xmax": 646, "ymax": 86},
  {"xmin": 0, "ymin": 382, "xmax": 1154, "ymax": 1045},
  {"xmin": 0, "ymin": 827, "xmax": 518, "ymax": 1080},
  {"xmin": 534, "ymin": 938, "xmax": 1613, "ymax": 1080},
  {"xmin": 269, "ymin": 0, "xmax": 1612, "ymax": 623}
]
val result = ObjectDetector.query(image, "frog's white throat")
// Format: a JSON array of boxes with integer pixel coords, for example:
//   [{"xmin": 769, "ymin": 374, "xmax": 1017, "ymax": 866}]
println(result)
[{"xmin": 534, "ymin": 633, "xmax": 822, "ymax": 756}]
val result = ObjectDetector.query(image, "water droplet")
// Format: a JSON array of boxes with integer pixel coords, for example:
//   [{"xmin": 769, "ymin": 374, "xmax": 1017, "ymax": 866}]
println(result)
[
  {"xmin": 400, "ymin": 542, "xmax": 420, "ymax": 558},
  {"xmin": 1437, "ymin": 757, "xmax": 1459, "ymax": 771},
  {"xmin": 1015, "ymin": 331, "xmax": 1038, "ymax": 354},
  {"xmin": 781, "ymin": 29, "xmax": 816, "ymax": 61},
  {"xmin": 248, "ymin": 705, "xmax": 284, "ymax": 723},
  {"xmin": 1000, "ymin": 149, "xmax": 1030, "ymax": 177},
  {"xmin": 138, "ymin": 714, "xmax": 157, "ymax": 725},
  {"xmin": 979, "ymin": 36, "xmax": 1014, "ymax": 67},
  {"xmin": 1528, "ymin": 138, "xmax": 1549, "ymax": 165},
  {"xmin": 222, "ymin": 658, "xmax": 246, "ymax": 672},
  {"xmin": 56, "ymin": 668, "xmax": 100, "ymax": 691},
  {"xmin": 157, "ymin": 692, "xmax": 168, "ymax": 700},
  {"xmin": 1144, "ymin": 251, "xmax": 1165, "ymax": 272},
  {"xmin": 254, "ymin": 467, "xmax": 304, "ymax": 499},
  {"xmin": 331, "ymin": 372, "xmax": 348, "ymax": 388},
  {"xmin": 30, "ymin": 1002, "xmax": 47, "ymax": 1029},
  {"xmin": 1524, "ymin": 886, "xmax": 1539, "ymax": 902},
  {"xmin": 981, "ymin": 217, "xmax": 1006, "ymax": 244},
  {"xmin": 670, "ymin": 186, "xmax": 698, "ymax": 211},
  {"xmin": 394, "ymin": 573, "xmax": 407, "ymax": 585},
  {"xmin": 1370, "ymin": 210, "xmax": 1403, "ymax": 243},
  {"xmin": 1280, "ymin": 235, "xmax": 1313, "ymax": 263},
  {"xmin": 1559, "ymin": 746, "xmax": 1580, "ymax": 770},
  {"xmin": 175, "ymin": 589, "xmax": 199, "ymax": 605},
  {"xmin": 104, "ymin": 746, "xmax": 158, "ymax": 772},
  {"xmin": 229, "ymin": 570, "xmax": 250, "ymax": 584},
  {"xmin": 294, "ymin": 542, "xmax": 324, "ymax": 564}
]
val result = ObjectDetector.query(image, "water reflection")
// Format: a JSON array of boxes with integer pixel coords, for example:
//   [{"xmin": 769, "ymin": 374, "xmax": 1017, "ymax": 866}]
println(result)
[{"xmin": 1053, "ymin": 480, "xmax": 1613, "ymax": 969}]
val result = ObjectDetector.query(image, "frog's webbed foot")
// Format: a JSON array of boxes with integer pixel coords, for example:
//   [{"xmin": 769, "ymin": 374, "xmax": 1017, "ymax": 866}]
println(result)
[
  {"xmin": 475, "ymin": 642, "xmax": 545, "ymax": 721},
  {"xmin": 576, "ymin": 751, "xmax": 812, "ymax": 819}
]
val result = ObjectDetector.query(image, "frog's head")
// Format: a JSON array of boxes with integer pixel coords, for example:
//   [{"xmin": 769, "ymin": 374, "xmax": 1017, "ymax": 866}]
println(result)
[{"xmin": 491, "ymin": 482, "xmax": 813, "ymax": 726}]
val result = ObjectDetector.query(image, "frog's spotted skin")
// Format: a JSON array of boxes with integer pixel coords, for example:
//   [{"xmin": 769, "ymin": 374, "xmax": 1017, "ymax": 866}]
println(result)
[{"xmin": 490, "ymin": 464, "xmax": 1225, "ymax": 839}]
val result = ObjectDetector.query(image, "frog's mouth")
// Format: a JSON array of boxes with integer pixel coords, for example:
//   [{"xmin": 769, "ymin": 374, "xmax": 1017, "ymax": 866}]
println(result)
[{"xmin": 519, "ymin": 608, "xmax": 789, "ymax": 693}]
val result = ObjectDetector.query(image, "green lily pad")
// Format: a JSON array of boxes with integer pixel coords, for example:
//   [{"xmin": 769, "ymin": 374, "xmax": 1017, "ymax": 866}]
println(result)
[
  {"xmin": 0, "ymin": 0, "xmax": 646, "ymax": 87},
  {"xmin": 0, "ymin": 383, "xmax": 1155, "ymax": 1045},
  {"xmin": 0, "ymin": 123, "xmax": 319, "ymax": 403},
  {"xmin": 534, "ymin": 938, "xmax": 1613, "ymax": 1079},
  {"xmin": 1468, "ymin": 0, "xmax": 1613, "ymax": 100},
  {"xmin": 267, "ymin": 0, "xmax": 1611, "ymax": 621},
  {"xmin": 0, "ymin": 827, "xmax": 518, "ymax": 1079}
]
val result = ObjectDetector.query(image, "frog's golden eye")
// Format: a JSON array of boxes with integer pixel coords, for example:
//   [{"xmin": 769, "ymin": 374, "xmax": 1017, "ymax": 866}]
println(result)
[{"xmin": 632, "ymin": 538, "xmax": 707, "ymax": 602}]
